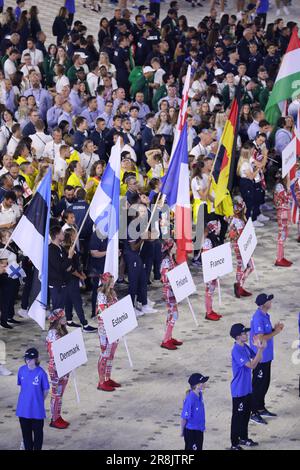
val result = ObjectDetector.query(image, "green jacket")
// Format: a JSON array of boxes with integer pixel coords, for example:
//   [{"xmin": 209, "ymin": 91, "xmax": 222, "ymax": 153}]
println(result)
[{"xmin": 152, "ymin": 84, "xmax": 167, "ymax": 112}]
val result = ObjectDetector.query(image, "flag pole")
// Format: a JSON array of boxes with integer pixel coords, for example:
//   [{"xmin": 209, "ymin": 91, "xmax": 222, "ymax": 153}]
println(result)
[
  {"xmin": 138, "ymin": 191, "xmax": 162, "ymax": 253},
  {"xmin": 71, "ymin": 206, "xmax": 91, "ymax": 250}
]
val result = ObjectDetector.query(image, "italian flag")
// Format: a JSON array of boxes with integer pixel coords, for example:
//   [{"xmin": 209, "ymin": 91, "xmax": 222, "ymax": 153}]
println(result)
[{"xmin": 265, "ymin": 28, "xmax": 300, "ymax": 126}]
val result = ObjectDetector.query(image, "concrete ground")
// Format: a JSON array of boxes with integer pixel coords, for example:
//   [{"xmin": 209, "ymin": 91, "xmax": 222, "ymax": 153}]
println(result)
[{"xmin": 1, "ymin": 0, "xmax": 300, "ymax": 452}]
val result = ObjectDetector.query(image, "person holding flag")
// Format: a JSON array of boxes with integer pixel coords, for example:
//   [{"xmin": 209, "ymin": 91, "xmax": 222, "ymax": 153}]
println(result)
[{"xmin": 96, "ymin": 272, "xmax": 121, "ymax": 392}]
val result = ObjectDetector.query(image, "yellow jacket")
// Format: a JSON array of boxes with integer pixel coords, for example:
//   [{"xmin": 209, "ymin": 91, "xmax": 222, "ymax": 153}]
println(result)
[{"xmin": 67, "ymin": 173, "xmax": 85, "ymax": 188}]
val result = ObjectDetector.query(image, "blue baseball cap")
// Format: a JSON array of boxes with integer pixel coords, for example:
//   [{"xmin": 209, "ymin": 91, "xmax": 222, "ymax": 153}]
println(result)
[
  {"xmin": 188, "ymin": 373, "xmax": 209, "ymax": 387},
  {"xmin": 230, "ymin": 323, "xmax": 251, "ymax": 339},
  {"xmin": 255, "ymin": 293, "xmax": 274, "ymax": 306}
]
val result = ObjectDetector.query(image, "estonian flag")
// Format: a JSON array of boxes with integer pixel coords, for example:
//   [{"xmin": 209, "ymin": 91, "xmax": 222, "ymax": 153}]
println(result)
[{"xmin": 11, "ymin": 169, "xmax": 51, "ymax": 329}]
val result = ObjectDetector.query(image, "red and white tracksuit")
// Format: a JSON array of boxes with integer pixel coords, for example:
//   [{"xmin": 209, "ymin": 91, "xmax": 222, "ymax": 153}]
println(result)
[
  {"xmin": 274, "ymin": 183, "xmax": 291, "ymax": 261},
  {"xmin": 202, "ymin": 238, "xmax": 217, "ymax": 314},
  {"xmin": 46, "ymin": 330, "xmax": 69, "ymax": 422},
  {"xmin": 97, "ymin": 292, "xmax": 119, "ymax": 384},
  {"xmin": 228, "ymin": 216, "xmax": 254, "ymax": 287},
  {"xmin": 161, "ymin": 255, "xmax": 178, "ymax": 343}
]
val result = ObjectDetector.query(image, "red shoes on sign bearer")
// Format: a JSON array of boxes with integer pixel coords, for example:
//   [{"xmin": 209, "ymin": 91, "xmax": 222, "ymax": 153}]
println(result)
[
  {"xmin": 50, "ymin": 416, "xmax": 70, "ymax": 429},
  {"xmin": 205, "ymin": 311, "xmax": 222, "ymax": 321},
  {"xmin": 234, "ymin": 283, "xmax": 252, "ymax": 299},
  {"xmin": 275, "ymin": 258, "xmax": 293, "ymax": 267},
  {"xmin": 97, "ymin": 379, "xmax": 122, "ymax": 392},
  {"xmin": 161, "ymin": 338, "xmax": 183, "ymax": 350}
]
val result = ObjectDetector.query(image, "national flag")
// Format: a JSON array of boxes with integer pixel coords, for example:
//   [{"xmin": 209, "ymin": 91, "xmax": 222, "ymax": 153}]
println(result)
[
  {"xmin": 89, "ymin": 139, "xmax": 121, "ymax": 281},
  {"xmin": 160, "ymin": 123, "xmax": 192, "ymax": 264},
  {"xmin": 6, "ymin": 262, "xmax": 26, "ymax": 279},
  {"xmin": 11, "ymin": 169, "xmax": 51, "ymax": 329},
  {"xmin": 265, "ymin": 28, "xmax": 300, "ymax": 126},
  {"xmin": 170, "ymin": 65, "xmax": 191, "ymax": 159},
  {"xmin": 290, "ymin": 107, "xmax": 300, "ymax": 224},
  {"xmin": 212, "ymin": 83, "xmax": 241, "ymax": 208},
  {"xmin": 290, "ymin": 181, "xmax": 300, "ymax": 224}
]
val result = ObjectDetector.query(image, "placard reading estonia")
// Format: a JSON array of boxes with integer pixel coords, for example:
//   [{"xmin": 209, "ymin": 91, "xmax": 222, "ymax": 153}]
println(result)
[
  {"xmin": 52, "ymin": 328, "xmax": 88, "ymax": 379},
  {"xmin": 166, "ymin": 262, "xmax": 196, "ymax": 303},
  {"xmin": 101, "ymin": 295, "xmax": 138, "ymax": 344},
  {"xmin": 238, "ymin": 217, "xmax": 257, "ymax": 268},
  {"xmin": 201, "ymin": 242, "xmax": 233, "ymax": 283},
  {"xmin": 282, "ymin": 137, "xmax": 296, "ymax": 178}
]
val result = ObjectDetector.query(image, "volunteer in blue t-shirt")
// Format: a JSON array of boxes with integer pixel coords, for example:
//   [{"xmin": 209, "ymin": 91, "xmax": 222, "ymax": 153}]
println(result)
[
  {"xmin": 250, "ymin": 293, "xmax": 284, "ymax": 424},
  {"xmin": 16, "ymin": 348, "xmax": 50, "ymax": 451},
  {"xmin": 181, "ymin": 373, "xmax": 209, "ymax": 451},
  {"xmin": 230, "ymin": 323, "xmax": 266, "ymax": 450}
]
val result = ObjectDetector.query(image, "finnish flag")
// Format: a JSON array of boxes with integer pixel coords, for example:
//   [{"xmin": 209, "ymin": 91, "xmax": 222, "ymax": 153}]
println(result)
[
  {"xmin": 11, "ymin": 169, "xmax": 51, "ymax": 329},
  {"xmin": 6, "ymin": 262, "xmax": 26, "ymax": 280},
  {"xmin": 89, "ymin": 139, "xmax": 121, "ymax": 282}
]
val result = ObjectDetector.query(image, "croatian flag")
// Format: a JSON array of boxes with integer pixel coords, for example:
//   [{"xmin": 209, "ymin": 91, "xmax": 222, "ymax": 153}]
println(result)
[
  {"xmin": 11, "ymin": 169, "xmax": 51, "ymax": 329},
  {"xmin": 89, "ymin": 139, "xmax": 121, "ymax": 281},
  {"xmin": 161, "ymin": 123, "xmax": 192, "ymax": 264}
]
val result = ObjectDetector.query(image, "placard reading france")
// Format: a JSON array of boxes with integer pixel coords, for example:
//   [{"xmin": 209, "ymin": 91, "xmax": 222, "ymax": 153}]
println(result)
[
  {"xmin": 201, "ymin": 242, "xmax": 233, "ymax": 283},
  {"xmin": 237, "ymin": 217, "xmax": 257, "ymax": 268},
  {"xmin": 52, "ymin": 328, "xmax": 88, "ymax": 379},
  {"xmin": 166, "ymin": 262, "xmax": 196, "ymax": 303},
  {"xmin": 101, "ymin": 295, "xmax": 138, "ymax": 344}
]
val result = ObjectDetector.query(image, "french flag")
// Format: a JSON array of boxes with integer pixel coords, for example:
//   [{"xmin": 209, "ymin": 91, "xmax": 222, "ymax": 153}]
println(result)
[
  {"xmin": 11, "ymin": 169, "xmax": 51, "ymax": 329},
  {"xmin": 89, "ymin": 138, "xmax": 121, "ymax": 281}
]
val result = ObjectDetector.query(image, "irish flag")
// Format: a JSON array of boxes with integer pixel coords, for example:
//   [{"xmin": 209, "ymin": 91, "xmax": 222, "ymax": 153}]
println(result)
[{"xmin": 265, "ymin": 28, "xmax": 300, "ymax": 126}]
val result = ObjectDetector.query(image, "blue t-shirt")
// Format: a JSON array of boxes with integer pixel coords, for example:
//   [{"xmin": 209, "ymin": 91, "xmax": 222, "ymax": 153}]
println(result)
[
  {"xmin": 181, "ymin": 390, "xmax": 205, "ymax": 432},
  {"xmin": 231, "ymin": 343, "xmax": 256, "ymax": 398},
  {"xmin": 250, "ymin": 308, "xmax": 274, "ymax": 363},
  {"xmin": 256, "ymin": 0, "xmax": 269, "ymax": 14},
  {"xmin": 16, "ymin": 365, "xmax": 50, "ymax": 419}
]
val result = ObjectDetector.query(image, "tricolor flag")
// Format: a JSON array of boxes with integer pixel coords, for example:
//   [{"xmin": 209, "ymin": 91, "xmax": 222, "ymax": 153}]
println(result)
[
  {"xmin": 290, "ymin": 107, "xmax": 300, "ymax": 224},
  {"xmin": 89, "ymin": 139, "xmax": 121, "ymax": 281},
  {"xmin": 11, "ymin": 169, "xmax": 51, "ymax": 329},
  {"xmin": 265, "ymin": 28, "xmax": 300, "ymax": 126},
  {"xmin": 212, "ymin": 83, "xmax": 241, "ymax": 208},
  {"xmin": 170, "ymin": 65, "xmax": 191, "ymax": 159},
  {"xmin": 161, "ymin": 123, "xmax": 192, "ymax": 264}
]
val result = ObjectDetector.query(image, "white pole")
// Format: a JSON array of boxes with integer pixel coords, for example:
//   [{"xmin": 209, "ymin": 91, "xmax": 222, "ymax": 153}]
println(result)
[
  {"xmin": 71, "ymin": 369, "xmax": 80, "ymax": 403},
  {"xmin": 217, "ymin": 278, "xmax": 222, "ymax": 306},
  {"xmin": 251, "ymin": 257, "xmax": 259, "ymax": 281},
  {"xmin": 123, "ymin": 336, "xmax": 133, "ymax": 368},
  {"xmin": 186, "ymin": 296, "xmax": 199, "ymax": 326}
]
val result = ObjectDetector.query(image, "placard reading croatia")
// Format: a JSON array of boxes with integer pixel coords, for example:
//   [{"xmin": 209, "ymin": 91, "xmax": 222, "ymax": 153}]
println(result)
[
  {"xmin": 166, "ymin": 262, "xmax": 196, "ymax": 303},
  {"xmin": 101, "ymin": 295, "xmax": 138, "ymax": 344},
  {"xmin": 202, "ymin": 242, "xmax": 233, "ymax": 283},
  {"xmin": 238, "ymin": 217, "xmax": 257, "ymax": 268},
  {"xmin": 282, "ymin": 137, "xmax": 296, "ymax": 178},
  {"xmin": 52, "ymin": 328, "xmax": 88, "ymax": 379}
]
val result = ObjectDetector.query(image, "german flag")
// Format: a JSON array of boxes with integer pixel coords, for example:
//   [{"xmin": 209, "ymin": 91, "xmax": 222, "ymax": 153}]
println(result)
[{"xmin": 212, "ymin": 83, "xmax": 241, "ymax": 208}]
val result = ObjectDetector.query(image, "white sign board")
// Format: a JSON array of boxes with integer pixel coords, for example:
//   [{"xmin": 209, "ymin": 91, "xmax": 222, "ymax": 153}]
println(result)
[
  {"xmin": 166, "ymin": 262, "xmax": 196, "ymax": 303},
  {"xmin": 52, "ymin": 328, "xmax": 88, "ymax": 379},
  {"xmin": 201, "ymin": 242, "xmax": 233, "ymax": 283},
  {"xmin": 282, "ymin": 137, "xmax": 296, "ymax": 178},
  {"xmin": 237, "ymin": 217, "xmax": 257, "ymax": 268},
  {"xmin": 101, "ymin": 295, "xmax": 138, "ymax": 344}
]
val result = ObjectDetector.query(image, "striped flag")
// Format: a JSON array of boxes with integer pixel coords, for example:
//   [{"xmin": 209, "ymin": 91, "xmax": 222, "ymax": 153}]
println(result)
[
  {"xmin": 161, "ymin": 123, "xmax": 192, "ymax": 264},
  {"xmin": 265, "ymin": 28, "xmax": 300, "ymax": 126},
  {"xmin": 212, "ymin": 83, "xmax": 241, "ymax": 208},
  {"xmin": 11, "ymin": 169, "xmax": 51, "ymax": 329},
  {"xmin": 170, "ymin": 65, "xmax": 191, "ymax": 159},
  {"xmin": 89, "ymin": 139, "xmax": 121, "ymax": 281},
  {"xmin": 290, "ymin": 107, "xmax": 300, "ymax": 224}
]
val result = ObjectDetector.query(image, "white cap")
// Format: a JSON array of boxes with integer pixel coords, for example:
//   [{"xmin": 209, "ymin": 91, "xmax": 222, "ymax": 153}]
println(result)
[
  {"xmin": 143, "ymin": 66, "xmax": 155, "ymax": 74},
  {"xmin": 215, "ymin": 68, "xmax": 225, "ymax": 77},
  {"xmin": 77, "ymin": 52, "xmax": 88, "ymax": 59}
]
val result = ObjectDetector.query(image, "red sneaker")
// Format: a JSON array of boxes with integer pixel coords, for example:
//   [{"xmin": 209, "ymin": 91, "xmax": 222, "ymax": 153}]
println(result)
[
  {"xmin": 275, "ymin": 259, "xmax": 292, "ymax": 267},
  {"xmin": 170, "ymin": 338, "xmax": 183, "ymax": 346},
  {"xmin": 97, "ymin": 381, "xmax": 115, "ymax": 392},
  {"xmin": 239, "ymin": 287, "xmax": 252, "ymax": 297},
  {"xmin": 161, "ymin": 340, "xmax": 177, "ymax": 350},
  {"xmin": 234, "ymin": 282, "xmax": 241, "ymax": 298},
  {"xmin": 283, "ymin": 258, "xmax": 293, "ymax": 265},
  {"xmin": 107, "ymin": 379, "xmax": 121, "ymax": 388},
  {"xmin": 211, "ymin": 310, "xmax": 222, "ymax": 318},
  {"xmin": 297, "ymin": 237, "xmax": 300, "ymax": 243},
  {"xmin": 57, "ymin": 416, "xmax": 70, "ymax": 427},
  {"xmin": 205, "ymin": 312, "xmax": 221, "ymax": 321},
  {"xmin": 49, "ymin": 419, "xmax": 68, "ymax": 429}
]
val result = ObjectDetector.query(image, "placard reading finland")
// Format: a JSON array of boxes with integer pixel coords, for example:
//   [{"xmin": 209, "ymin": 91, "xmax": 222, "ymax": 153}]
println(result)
[
  {"xmin": 201, "ymin": 242, "xmax": 233, "ymax": 283},
  {"xmin": 237, "ymin": 217, "xmax": 257, "ymax": 268},
  {"xmin": 282, "ymin": 137, "xmax": 296, "ymax": 178},
  {"xmin": 166, "ymin": 262, "xmax": 196, "ymax": 303},
  {"xmin": 52, "ymin": 328, "xmax": 88, "ymax": 379},
  {"xmin": 101, "ymin": 295, "xmax": 138, "ymax": 344}
]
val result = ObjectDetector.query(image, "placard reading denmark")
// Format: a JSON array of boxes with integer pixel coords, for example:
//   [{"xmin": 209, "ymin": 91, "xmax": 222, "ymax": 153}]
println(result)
[
  {"xmin": 166, "ymin": 262, "xmax": 196, "ymax": 303},
  {"xmin": 282, "ymin": 137, "xmax": 296, "ymax": 178},
  {"xmin": 52, "ymin": 328, "xmax": 88, "ymax": 379},
  {"xmin": 237, "ymin": 217, "xmax": 257, "ymax": 268},
  {"xmin": 201, "ymin": 242, "xmax": 233, "ymax": 283},
  {"xmin": 100, "ymin": 295, "xmax": 138, "ymax": 344}
]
